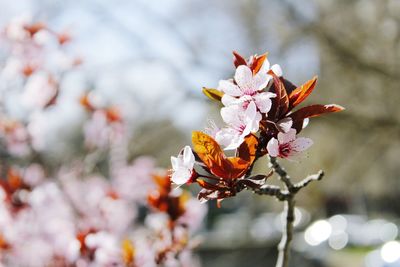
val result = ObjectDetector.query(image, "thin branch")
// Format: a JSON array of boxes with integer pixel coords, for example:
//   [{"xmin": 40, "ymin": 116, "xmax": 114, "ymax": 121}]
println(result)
[
  {"xmin": 275, "ymin": 196, "xmax": 295, "ymax": 267},
  {"xmin": 292, "ymin": 170, "xmax": 324, "ymax": 193},
  {"xmin": 268, "ymin": 156, "xmax": 294, "ymax": 191},
  {"xmin": 252, "ymin": 184, "xmax": 288, "ymax": 201},
  {"xmin": 266, "ymin": 157, "xmax": 324, "ymax": 267}
]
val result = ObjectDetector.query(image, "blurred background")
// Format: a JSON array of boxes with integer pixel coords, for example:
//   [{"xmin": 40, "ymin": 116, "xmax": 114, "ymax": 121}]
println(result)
[{"xmin": 0, "ymin": 0, "xmax": 400, "ymax": 266}]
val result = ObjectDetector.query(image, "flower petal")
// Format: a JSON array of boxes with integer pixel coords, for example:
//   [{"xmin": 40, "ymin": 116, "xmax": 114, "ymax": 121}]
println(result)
[
  {"xmin": 253, "ymin": 72, "xmax": 271, "ymax": 91},
  {"xmin": 234, "ymin": 65, "xmax": 253, "ymax": 90},
  {"xmin": 277, "ymin": 117, "xmax": 293, "ymax": 133},
  {"xmin": 258, "ymin": 58, "xmax": 271, "ymax": 74},
  {"xmin": 171, "ymin": 168, "xmax": 192, "ymax": 185},
  {"xmin": 221, "ymin": 94, "xmax": 239, "ymax": 106},
  {"xmin": 270, "ymin": 64, "xmax": 282, "ymax": 77},
  {"xmin": 291, "ymin": 137, "xmax": 313, "ymax": 153},
  {"xmin": 215, "ymin": 128, "xmax": 243, "ymax": 150},
  {"xmin": 171, "ymin": 156, "xmax": 179, "ymax": 170},
  {"xmin": 267, "ymin": 138, "xmax": 279, "ymax": 157},
  {"xmin": 183, "ymin": 146, "xmax": 194, "ymax": 168},
  {"xmin": 253, "ymin": 92, "xmax": 276, "ymax": 113},
  {"xmin": 277, "ymin": 128, "xmax": 297, "ymax": 143},
  {"xmin": 218, "ymin": 80, "xmax": 242, "ymax": 96},
  {"xmin": 220, "ymin": 105, "xmax": 241, "ymax": 125}
]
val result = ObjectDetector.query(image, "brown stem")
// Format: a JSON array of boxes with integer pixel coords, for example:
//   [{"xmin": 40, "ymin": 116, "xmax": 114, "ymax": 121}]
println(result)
[
  {"xmin": 249, "ymin": 157, "xmax": 324, "ymax": 267},
  {"xmin": 275, "ymin": 195, "xmax": 295, "ymax": 267},
  {"xmin": 269, "ymin": 156, "xmax": 295, "ymax": 267}
]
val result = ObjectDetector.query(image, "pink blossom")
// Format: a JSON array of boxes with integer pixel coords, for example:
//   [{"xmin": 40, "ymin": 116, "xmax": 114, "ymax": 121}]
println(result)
[
  {"xmin": 259, "ymin": 57, "xmax": 283, "ymax": 77},
  {"xmin": 83, "ymin": 110, "xmax": 123, "ymax": 149},
  {"xmin": 23, "ymin": 164, "xmax": 45, "ymax": 187},
  {"xmin": 170, "ymin": 146, "xmax": 196, "ymax": 185},
  {"xmin": 21, "ymin": 72, "xmax": 57, "ymax": 109},
  {"xmin": 216, "ymin": 101, "xmax": 261, "ymax": 150},
  {"xmin": 113, "ymin": 157, "xmax": 156, "ymax": 203},
  {"xmin": 219, "ymin": 65, "xmax": 276, "ymax": 113},
  {"xmin": 267, "ymin": 129, "xmax": 313, "ymax": 159}
]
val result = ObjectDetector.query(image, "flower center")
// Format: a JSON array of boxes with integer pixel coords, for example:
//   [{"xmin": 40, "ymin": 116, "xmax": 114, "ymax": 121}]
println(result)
[{"xmin": 279, "ymin": 143, "xmax": 291, "ymax": 157}]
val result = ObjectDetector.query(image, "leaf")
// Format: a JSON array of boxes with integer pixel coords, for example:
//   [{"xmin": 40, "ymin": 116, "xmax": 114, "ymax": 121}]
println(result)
[
  {"xmin": 197, "ymin": 189, "xmax": 219, "ymax": 203},
  {"xmin": 248, "ymin": 170, "xmax": 274, "ymax": 181},
  {"xmin": 233, "ymin": 51, "xmax": 247, "ymax": 67},
  {"xmin": 197, "ymin": 179, "xmax": 221, "ymax": 190},
  {"xmin": 237, "ymin": 134, "xmax": 258, "ymax": 164},
  {"xmin": 122, "ymin": 239, "xmax": 135, "ymax": 265},
  {"xmin": 227, "ymin": 157, "xmax": 252, "ymax": 178},
  {"xmin": 250, "ymin": 53, "xmax": 268, "ymax": 74},
  {"xmin": 202, "ymin": 87, "xmax": 224, "ymax": 102},
  {"xmin": 269, "ymin": 72, "xmax": 289, "ymax": 119},
  {"xmin": 289, "ymin": 76, "xmax": 318, "ymax": 109},
  {"xmin": 282, "ymin": 78, "xmax": 298, "ymax": 95},
  {"xmin": 192, "ymin": 131, "xmax": 251, "ymax": 179},
  {"xmin": 192, "ymin": 131, "xmax": 232, "ymax": 178},
  {"xmin": 236, "ymin": 179, "xmax": 262, "ymax": 190},
  {"xmin": 290, "ymin": 104, "xmax": 345, "ymax": 132}
]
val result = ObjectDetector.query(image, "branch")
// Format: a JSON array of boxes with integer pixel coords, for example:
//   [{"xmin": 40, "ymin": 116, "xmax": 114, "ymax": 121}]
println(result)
[
  {"xmin": 268, "ymin": 156, "xmax": 294, "ymax": 191},
  {"xmin": 265, "ymin": 157, "xmax": 324, "ymax": 267},
  {"xmin": 252, "ymin": 184, "xmax": 289, "ymax": 201},
  {"xmin": 275, "ymin": 196, "xmax": 295, "ymax": 267},
  {"xmin": 293, "ymin": 170, "xmax": 324, "ymax": 193}
]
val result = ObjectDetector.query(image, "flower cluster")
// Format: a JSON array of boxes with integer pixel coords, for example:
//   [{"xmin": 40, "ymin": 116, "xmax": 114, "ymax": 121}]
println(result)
[
  {"xmin": 80, "ymin": 92, "xmax": 125, "ymax": 150},
  {"xmin": 0, "ymin": 159, "xmax": 205, "ymax": 267},
  {"xmin": 0, "ymin": 15, "xmax": 81, "ymax": 110},
  {"xmin": 171, "ymin": 51, "xmax": 344, "ymax": 205},
  {"xmin": 0, "ymin": 17, "xmax": 207, "ymax": 267}
]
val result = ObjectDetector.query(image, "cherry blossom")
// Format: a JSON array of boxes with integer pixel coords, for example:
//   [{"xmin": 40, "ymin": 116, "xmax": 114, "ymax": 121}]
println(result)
[
  {"xmin": 267, "ymin": 128, "xmax": 313, "ymax": 159},
  {"xmin": 21, "ymin": 72, "xmax": 58, "ymax": 109},
  {"xmin": 170, "ymin": 146, "xmax": 196, "ymax": 185},
  {"xmin": 259, "ymin": 56, "xmax": 283, "ymax": 77},
  {"xmin": 216, "ymin": 101, "xmax": 261, "ymax": 150},
  {"xmin": 219, "ymin": 65, "xmax": 276, "ymax": 113}
]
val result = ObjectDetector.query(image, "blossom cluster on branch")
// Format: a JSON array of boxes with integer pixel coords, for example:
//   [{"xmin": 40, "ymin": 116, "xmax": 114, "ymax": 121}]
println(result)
[{"xmin": 171, "ymin": 51, "xmax": 344, "ymax": 206}]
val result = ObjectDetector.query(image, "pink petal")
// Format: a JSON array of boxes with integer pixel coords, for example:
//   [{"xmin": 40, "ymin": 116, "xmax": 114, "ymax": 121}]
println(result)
[
  {"xmin": 253, "ymin": 92, "xmax": 275, "ymax": 113},
  {"xmin": 277, "ymin": 128, "xmax": 297, "ymax": 144},
  {"xmin": 244, "ymin": 101, "xmax": 257, "ymax": 119},
  {"xmin": 171, "ymin": 168, "xmax": 192, "ymax": 185},
  {"xmin": 234, "ymin": 65, "xmax": 253, "ymax": 90},
  {"xmin": 267, "ymin": 138, "xmax": 279, "ymax": 157},
  {"xmin": 277, "ymin": 118, "xmax": 293, "ymax": 133},
  {"xmin": 171, "ymin": 156, "xmax": 179, "ymax": 170},
  {"xmin": 291, "ymin": 137, "xmax": 313, "ymax": 153},
  {"xmin": 270, "ymin": 64, "xmax": 282, "ymax": 77},
  {"xmin": 253, "ymin": 72, "xmax": 271, "ymax": 91},
  {"xmin": 183, "ymin": 146, "xmax": 194, "ymax": 167},
  {"xmin": 215, "ymin": 128, "xmax": 239, "ymax": 149},
  {"xmin": 221, "ymin": 94, "xmax": 239, "ymax": 106},
  {"xmin": 218, "ymin": 80, "xmax": 242, "ymax": 96}
]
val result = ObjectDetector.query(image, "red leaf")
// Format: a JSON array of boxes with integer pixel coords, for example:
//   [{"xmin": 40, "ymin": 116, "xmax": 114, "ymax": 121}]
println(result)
[
  {"xmin": 233, "ymin": 51, "xmax": 247, "ymax": 68},
  {"xmin": 289, "ymin": 76, "xmax": 318, "ymax": 109},
  {"xmin": 250, "ymin": 53, "xmax": 268, "ymax": 74},
  {"xmin": 290, "ymin": 104, "xmax": 345, "ymax": 132},
  {"xmin": 197, "ymin": 179, "xmax": 220, "ymax": 190},
  {"xmin": 237, "ymin": 134, "xmax": 258, "ymax": 164},
  {"xmin": 192, "ymin": 131, "xmax": 252, "ymax": 180},
  {"xmin": 269, "ymin": 72, "xmax": 289, "ymax": 119},
  {"xmin": 197, "ymin": 189, "xmax": 218, "ymax": 203}
]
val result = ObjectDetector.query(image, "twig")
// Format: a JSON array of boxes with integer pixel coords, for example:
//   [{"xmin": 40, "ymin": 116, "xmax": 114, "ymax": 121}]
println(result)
[
  {"xmin": 268, "ymin": 156, "xmax": 294, "ymax": 191},
  {"xmin": 293, "ymin": 170, "xmax": 324, "ymax": 193},
  {"xmin": 275, "ymin": 195, "xmax": 295, "ymax": 267},
  {"xmin": 261, "ymin": 157, "xmax": 324, "ymax": 267},
  {"xmin": 253, "ymin": 184, "xmax": 289, "ymax": 201}
]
